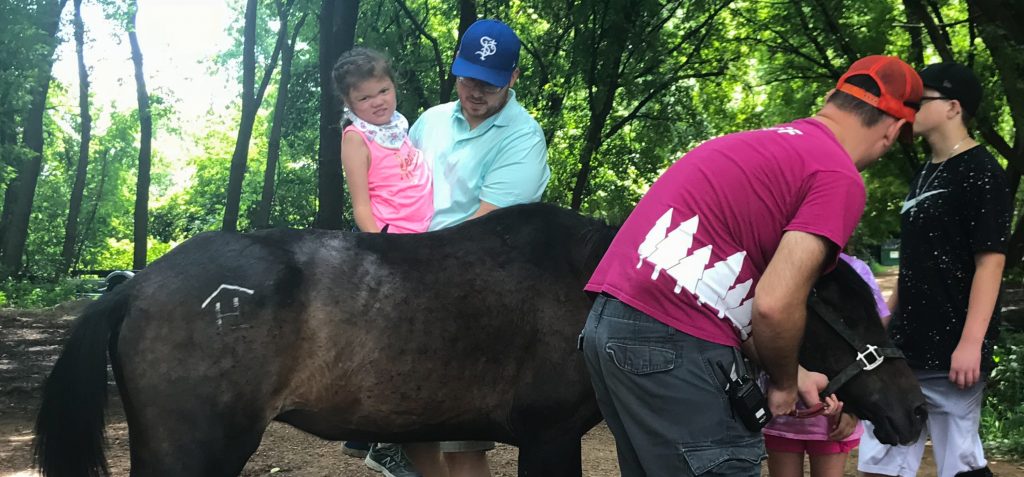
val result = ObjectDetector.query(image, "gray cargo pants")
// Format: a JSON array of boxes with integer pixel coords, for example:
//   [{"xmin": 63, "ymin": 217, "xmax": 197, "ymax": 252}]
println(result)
[{"xmin": 581, "ymin": 295, "xmax": 765, "ymax": 476}]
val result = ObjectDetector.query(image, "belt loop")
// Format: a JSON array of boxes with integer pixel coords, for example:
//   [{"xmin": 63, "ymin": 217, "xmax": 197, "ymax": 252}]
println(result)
[{"xmin": 593, "ymin": 294, "xmax": 609, "ymax": 327}]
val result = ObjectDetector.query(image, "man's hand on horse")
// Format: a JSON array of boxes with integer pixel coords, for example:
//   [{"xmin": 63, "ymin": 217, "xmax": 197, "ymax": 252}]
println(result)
[
  {"xmin": 767, "ymin": 385, "xmax": 799, "ymax": 417},
  {"xmin": 797, "ymin": 366, "xmax": 827, "ymax": 406}
]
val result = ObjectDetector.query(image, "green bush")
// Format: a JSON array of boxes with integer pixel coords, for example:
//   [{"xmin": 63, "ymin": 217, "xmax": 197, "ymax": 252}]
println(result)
[
  {"xmin": 983, "ymin": 330, "xmax": 1024, "ymax": 457},
  {"xmin": 0, "ymin": 277, "xmax": 97, "ymax": 309}
]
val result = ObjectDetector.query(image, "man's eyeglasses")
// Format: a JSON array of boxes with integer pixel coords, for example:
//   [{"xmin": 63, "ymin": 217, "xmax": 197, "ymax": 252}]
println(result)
[
  {"xmin": 920, "ymin": 95, "xmax": 951, "ymax": 103},
  {"xmin": 457, "ymin": 77, "xmax": 505, "ymax": 95}
]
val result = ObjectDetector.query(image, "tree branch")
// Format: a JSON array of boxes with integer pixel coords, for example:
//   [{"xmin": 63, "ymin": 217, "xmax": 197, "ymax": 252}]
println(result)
[
  {"xmin": 790, "ymin": 0, "xmax": 840, "ymax": 77},
  {"xmin": 394, "ymin": 0, "xmax": 447, "ymax": 99},
  {"xmin": 604, "ymin": 65, "xmax": 727, "ymax": 140}
]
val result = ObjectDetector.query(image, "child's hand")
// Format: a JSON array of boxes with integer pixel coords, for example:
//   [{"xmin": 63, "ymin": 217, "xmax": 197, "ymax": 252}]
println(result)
[
  {"xmin": 820, "ymin": 394, "xmax": 842, "ymax": 417},
  {"xmin": 828, "ymin": 412, "xmax": 859, "ymax": 441}
]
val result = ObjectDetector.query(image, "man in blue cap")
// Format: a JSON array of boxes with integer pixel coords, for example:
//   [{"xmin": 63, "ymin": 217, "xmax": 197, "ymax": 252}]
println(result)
[
  {"xmin": 362, "ymin": 19, "xmax": 549, "ymax": 477},
  {"xmin": 410, "ymin": 18, "xmax": 549, "ymax": 232}
]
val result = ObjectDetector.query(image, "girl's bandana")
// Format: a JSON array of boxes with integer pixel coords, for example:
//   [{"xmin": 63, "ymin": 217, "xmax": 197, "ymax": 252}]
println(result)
[{"xmin": 344, "ymin": 109, "xmax": 409, "ymax": 149}]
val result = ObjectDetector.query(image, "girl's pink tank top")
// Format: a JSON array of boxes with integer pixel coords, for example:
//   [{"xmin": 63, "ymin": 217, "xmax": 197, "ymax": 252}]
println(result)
[{"xmin": 344, "ymin": 125, "xmax": 433, "ymax": 233}]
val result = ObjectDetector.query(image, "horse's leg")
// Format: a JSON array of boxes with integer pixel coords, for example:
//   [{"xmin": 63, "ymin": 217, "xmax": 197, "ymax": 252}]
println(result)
[
  {"xmin": 517, "ymin": 433, "xmax": 583, "ymax": 477},
  {"xmin": 125, "ymin": 406, "xmax": 269, "ymax": 476}
]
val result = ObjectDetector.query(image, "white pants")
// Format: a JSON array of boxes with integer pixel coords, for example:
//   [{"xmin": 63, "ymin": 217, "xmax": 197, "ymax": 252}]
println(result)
[{"xmin": 858, "ymin": 370, "xmax": 986, "ymax": 477}]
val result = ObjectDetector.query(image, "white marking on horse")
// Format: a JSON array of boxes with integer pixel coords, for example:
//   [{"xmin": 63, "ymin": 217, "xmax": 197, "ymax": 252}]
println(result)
[{"xmin": 202, "ymin": 284, "xmax": 255, "ymax": 327}]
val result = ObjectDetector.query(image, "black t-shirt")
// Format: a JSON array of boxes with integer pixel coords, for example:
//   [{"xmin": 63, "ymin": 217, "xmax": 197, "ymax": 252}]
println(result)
[{"xmin": 889, "ymin": 145, "xmax": 1012, "ymax": 372}]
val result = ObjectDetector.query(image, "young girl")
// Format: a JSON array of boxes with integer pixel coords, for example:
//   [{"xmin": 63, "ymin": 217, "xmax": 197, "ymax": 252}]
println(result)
[
  {"xmin": 764, "ymin": 253, "xmax": 890, "ymax": 477},
  {"xmin": 331, "ymin": 47, "xmax": 431, "ymax": 477},
  {"xmin": 332, "ymin": 47, "xmax": 432, "ymax": 233}
]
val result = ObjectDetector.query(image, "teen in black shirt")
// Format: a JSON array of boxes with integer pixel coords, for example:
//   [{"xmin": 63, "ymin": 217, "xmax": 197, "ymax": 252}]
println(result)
[{"xmin": 859, "ymin": 62, "xmax": 1011, "ymax": 477}]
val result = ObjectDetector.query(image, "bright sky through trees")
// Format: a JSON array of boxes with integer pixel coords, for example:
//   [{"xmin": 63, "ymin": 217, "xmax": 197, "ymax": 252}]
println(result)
[{"xmin": 52, "ymin": 0, "xmax": 236, "ymax": 131}]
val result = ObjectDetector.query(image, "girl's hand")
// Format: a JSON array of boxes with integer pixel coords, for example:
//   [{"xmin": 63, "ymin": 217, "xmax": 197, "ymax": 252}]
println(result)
[{"xmin": 820, "ymin": 394, "xmax": 842, "ymax": 417}]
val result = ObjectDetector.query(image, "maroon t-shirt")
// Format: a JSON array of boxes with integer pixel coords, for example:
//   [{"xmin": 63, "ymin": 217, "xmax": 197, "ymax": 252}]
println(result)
[{"xmin": 586, "ymin": 118, "xmax": 865, "ymax": 347}]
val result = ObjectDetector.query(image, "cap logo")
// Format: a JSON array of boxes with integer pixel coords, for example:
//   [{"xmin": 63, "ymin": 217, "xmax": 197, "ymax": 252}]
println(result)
[
  {"xmin": 943, "ymin": 80, "xmax": 952, "ymax": 88},
  {"xmin": 476, "ymin": 36, "xmax": 497, "ymax": 61}
]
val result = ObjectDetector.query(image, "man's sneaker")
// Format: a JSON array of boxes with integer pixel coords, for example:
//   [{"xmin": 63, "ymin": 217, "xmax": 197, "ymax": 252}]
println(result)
[
  {"xmin": 342, "ymin": 441, "xmax": 371, "ymax": 459},
  {"xmin": 364, "ymin": 443, "xmax": 422, "ymax": 477}
]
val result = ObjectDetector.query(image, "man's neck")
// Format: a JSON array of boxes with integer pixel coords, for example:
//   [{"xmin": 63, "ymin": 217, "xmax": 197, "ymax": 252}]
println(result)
[
  {"xmin": 924, "ymin": 123, "xmax": 973, "ymax": 163},
  {"xmin": 810, "ymin": 111, "xmax": 876, "ymax": 171}
]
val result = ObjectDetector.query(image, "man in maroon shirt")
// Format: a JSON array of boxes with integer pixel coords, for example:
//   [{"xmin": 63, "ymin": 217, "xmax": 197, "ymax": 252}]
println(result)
[{"xmin": 582, "ymin": 56, "xmax": 923, "ymax": 476}]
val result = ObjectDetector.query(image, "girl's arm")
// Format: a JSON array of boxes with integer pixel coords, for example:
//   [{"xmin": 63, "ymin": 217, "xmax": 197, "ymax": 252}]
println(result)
[
  {"xmin": 341, "ymin": 131, "xmax": 379, "ymax": 232},
  {"xmin": 884, "ymin": 287, "xmax": 897, "ymax": 329}
]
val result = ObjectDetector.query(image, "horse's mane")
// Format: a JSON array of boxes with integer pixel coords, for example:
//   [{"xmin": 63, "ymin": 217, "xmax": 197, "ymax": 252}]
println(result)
[
  {"xmin": 815, "ymin": 258, "xmax": 882, "ymax": 326},
  {"xmin": 468, "ymin": 203, "xmax": 619, "ymax": 284},
  {"xmin": 570, "ymin": 213, "xmax": 619, "ymax": 284}
]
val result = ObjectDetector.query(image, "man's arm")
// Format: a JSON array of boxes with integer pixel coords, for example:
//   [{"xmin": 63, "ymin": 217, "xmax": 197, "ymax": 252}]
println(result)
[
  {"xmin": 478, "ymin": 131, "xmax": 549, "ymax": 207},
  {"xmin": 469, "ymin": 200, "xmax": 500, "ymax": 220},
  {"xmin": 752, "ymin": 230, "xmax": 832, "ymax": 416},
  {"xmin": 950, "ymin": 251, "xmax": 1005, "ymax": 389}
]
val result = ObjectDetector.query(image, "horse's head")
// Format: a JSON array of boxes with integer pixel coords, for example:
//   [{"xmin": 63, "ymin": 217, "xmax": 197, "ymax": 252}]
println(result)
[{"xmin": 799, "ymin": 260, "xmax": 926, "ymax": 445}]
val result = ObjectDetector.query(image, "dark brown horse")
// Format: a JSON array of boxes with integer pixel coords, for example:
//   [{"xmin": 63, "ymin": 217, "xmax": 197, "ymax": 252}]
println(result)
[{"xmin": 34, "ymin": 204, "xmax": 924, "ymax": 476}]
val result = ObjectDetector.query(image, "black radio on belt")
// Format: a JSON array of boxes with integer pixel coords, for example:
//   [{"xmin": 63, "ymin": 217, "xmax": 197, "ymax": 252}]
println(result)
[{"xmin": 718, "ymin": 361, "xmax": 772, "ymax": 432}]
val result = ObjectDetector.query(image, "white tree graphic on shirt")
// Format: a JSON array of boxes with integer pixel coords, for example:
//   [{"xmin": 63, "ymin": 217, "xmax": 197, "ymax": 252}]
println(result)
[{"xmin": 636, "ymin": 209, "xmax": 754, "ymax": 337}]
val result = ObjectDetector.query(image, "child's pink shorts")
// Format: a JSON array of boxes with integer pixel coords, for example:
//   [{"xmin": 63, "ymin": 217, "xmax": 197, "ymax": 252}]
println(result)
[{"xmin": 764, "ymin": 434, "xmax": 860, "ymax": 456}]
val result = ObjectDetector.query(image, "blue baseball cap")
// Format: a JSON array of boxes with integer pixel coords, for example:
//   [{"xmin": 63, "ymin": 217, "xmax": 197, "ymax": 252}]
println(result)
[{"xmin": 451, "ymin": 19, "xmax": 520, "ymax": 88}]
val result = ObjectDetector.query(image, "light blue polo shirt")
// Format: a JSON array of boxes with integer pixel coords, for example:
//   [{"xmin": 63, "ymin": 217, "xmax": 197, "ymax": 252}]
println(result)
[{"xmin": 409, "ymin": 90, "xmax": 550, "ymax": 230}]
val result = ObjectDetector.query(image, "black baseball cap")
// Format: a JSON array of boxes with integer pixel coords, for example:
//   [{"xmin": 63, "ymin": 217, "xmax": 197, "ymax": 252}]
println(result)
[{"xmin": 918, "ymin": 62, "xmax": 982, "ymax": 117}]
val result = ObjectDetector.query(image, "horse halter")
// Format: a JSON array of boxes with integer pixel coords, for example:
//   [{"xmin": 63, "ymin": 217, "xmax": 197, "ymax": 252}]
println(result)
[{"xmin": 808, "ymin": 294, "xmax": 905, "ymax": 399}]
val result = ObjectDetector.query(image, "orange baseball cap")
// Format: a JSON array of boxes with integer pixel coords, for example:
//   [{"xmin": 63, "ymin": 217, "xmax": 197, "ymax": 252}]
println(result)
[{"xmin": 835, "ymin": 55, "xmax": 923, "ymax": 141}]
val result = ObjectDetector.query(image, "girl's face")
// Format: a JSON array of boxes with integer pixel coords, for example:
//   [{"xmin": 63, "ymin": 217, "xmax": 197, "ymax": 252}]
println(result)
[{"xmin": 345, "ymin": 75, "xmax": 397, "ymax": 126}]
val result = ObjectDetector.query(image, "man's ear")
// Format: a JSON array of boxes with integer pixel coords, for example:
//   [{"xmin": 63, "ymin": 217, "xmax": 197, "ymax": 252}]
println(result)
[
  {"xmin": 885, "ymin": 118, "xmax": 906, "ymax": 147},
  {"xmin": 507, "ymin": 68, "xmax": 521, "ymax": 88},
  {"xmin": 948, "ymin": 99, "xmax": 963, "ymax": 120}
]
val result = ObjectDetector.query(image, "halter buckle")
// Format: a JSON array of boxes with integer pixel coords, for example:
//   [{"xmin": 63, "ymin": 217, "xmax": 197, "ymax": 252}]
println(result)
[{"xmin": 857, "ymin": 344, "xmax": 885, "ymax": 370}]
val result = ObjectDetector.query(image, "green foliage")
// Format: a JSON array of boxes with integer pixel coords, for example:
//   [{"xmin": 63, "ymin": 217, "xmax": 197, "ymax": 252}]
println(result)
[
  {"xmin": 0, "ymin": 277, "xmax": 96, "ymax": 309},
  {"xmin": 983, "ymin": 330, "xmax": 1024, "ymax": 457}
]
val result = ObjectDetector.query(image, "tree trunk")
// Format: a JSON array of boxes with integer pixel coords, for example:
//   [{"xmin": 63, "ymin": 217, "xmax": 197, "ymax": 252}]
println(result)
[
  {"xmin": 0, "ymin": 0, "xmax": 69, "ymax": 280},
  {"xmin": 223, "ymin": 0, "xmax": 259, "ymax": 232},
  {"xmin": 74, "ymin": 149, "xmax": 109, "ymax": 270},
  {"xmin": 128, "ymin": 0, "xmax": 152, "ymax": 270},
  {"xmin": 900, "ymin": 0, "xmax": 926, "ymax": 66},
  {"xmin": 569, "ymin": 84, "xmax": 618, "ymax": 210},
  {"xmin": 439, "ymin": 0, "xmax": 477, "ymax": 103},
  {"xmin": 314, "ymin": 0, "xmax": 359, "ymax": 230},
  {"xmin": 569, "ymin": 0, "xmax": 629, "ymax": 210},
  {"xmin": 904, "ymin": 0, "xmax": 955, "ymax": 61},
  {"xmin": 969, "ymin": 0, "xmax": 1024, "ymax": 267},
  {"xmin": 61, "ymin": 0, "xmax": 92, "ymax": 276},
  {"xmin": 255, "ymin": 12, "xmax": 306, "ymax": 229}
]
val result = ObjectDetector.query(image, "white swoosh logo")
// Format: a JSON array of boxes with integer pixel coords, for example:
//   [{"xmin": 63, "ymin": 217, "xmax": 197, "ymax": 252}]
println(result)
[{"xmin": 901, "ymin": 189, "xmax": 948, "ymax": 214}]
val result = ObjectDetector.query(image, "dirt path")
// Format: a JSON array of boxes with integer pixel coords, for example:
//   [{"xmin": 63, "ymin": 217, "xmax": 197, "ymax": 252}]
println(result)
[{"xmin": 2, "ymin": 285, "xmax": 1023, "ymax": 476}]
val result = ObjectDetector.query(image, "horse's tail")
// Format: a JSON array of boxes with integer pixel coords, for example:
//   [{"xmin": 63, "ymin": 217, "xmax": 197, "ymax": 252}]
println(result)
[{"xmin": 34, "ymin": 288, "xmax": 130, "ymax": 477}]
